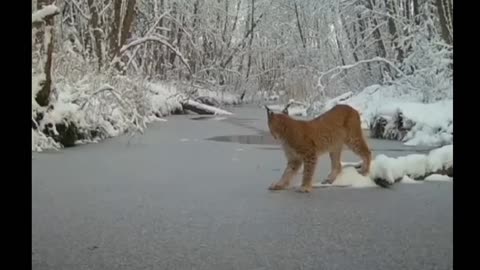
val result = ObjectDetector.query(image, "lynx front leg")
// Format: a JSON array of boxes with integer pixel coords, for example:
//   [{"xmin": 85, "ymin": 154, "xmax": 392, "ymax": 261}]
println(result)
[
  {"xmin": 297, "ymin": 154, "xmax": 318, "ymax": 193},
  {"xmin": 269, "ymin": 159, "xmax": 302, "ymax": 190}
]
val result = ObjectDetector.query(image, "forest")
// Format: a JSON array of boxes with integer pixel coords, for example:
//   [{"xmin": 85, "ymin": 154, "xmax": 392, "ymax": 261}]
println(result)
[{"xmin": 32, "ymin": 0, "xmax": 453, "ymax": 151}]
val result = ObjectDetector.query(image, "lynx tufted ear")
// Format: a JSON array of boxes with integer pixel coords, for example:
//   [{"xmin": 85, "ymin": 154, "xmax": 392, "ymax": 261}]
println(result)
[
  {"xmin": 281, "ymin": 103, "xmax": 292, "ymax": 115},
  {"xmin": 264, "ymin": 105, "xmax": 273, "ymax": 115}
]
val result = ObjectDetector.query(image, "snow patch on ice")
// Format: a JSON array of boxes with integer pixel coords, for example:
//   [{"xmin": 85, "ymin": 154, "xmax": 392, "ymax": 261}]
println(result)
[{"xmin": 424, "ymin": 174, "xmax": 452, "ymax": 182}]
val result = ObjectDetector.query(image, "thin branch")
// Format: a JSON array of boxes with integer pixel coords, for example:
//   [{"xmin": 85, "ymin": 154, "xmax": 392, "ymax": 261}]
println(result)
[
  {"xmin": 80, "ymin": 85, "xmax": 115, "ymax": 110},
  {"xmin": 119, "ymin": 35, "xmax": 192, "ymax": 74},
  {"xmin": 351, "ymin": 21, "xmax": 388, "ymax": 53},
  {"xmin": 99, "ymin": 0, "xmax": 111, "ymax": 16},
  {"xmin": 69, "ymin": 0, "xmax": 91, "ymax": 20},
  {"xmin": 125, "ymin": 9, "xmax": 172, "ymax": 69},
  {"xmin": 311, "ymin": 57, "xmax": 405, "ymax": 102},
  {"xmin": 318, "ymin": 57, "xmax": 404, "ymax": 86}
]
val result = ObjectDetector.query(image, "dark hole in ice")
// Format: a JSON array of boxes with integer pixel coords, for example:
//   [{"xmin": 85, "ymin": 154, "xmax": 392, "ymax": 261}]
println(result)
[
  {"xmin": 206, "ymin": 134, "xmax": 278, "ymax": 145},
  {"xmin": 190, "ymin": 116, "xmax": 216, "ymax": 120},
  {"xmin": 190, "ymin": 116, "xmax": 257, "ymax": 121}
]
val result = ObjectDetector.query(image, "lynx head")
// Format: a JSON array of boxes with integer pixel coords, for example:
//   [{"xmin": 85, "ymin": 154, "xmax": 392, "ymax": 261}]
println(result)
[{"xmin": 264, "ymin": 105, "xmax": 283, "ymax": 140}]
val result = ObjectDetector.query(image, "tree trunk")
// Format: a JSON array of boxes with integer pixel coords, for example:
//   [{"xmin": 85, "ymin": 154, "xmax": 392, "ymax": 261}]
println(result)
[
  {"xmin": 222, "ymin": 0, "xmax": 229, "ymax": 43},
  {"xmin": 364, "ymin": 0, "xmax": 390, "ymax": 78},
  {"xmin": 385, "ymin": 0, "xmax": 404, "ymax": 63},
  {"xmin": 169, "ymin": 2, "xmax": 178, "ymax": 67},
  {"xmin": 120, "ymin": 0, "xmax": 137, "ymax": 48},
  {"xmin": 87, "ymin": 0, "xmax": 104, "ymax": 71},
  {"xmin": 158, "ymin": 0, "xmax": 166, "ymax": 76},
  {"xmin": 34, "ymin": 0, "xmax": 58, "ymax": 107},
  {"xmin": 109, "ymin": 0, "xmax": 122, "ymax": 59},
  {"xmin": 228, "ymin": 0, "xmax": 242, "ymax": 49},
  {"xmin": 435, "ymin": 0, "xmax": 453, "ymax": 45},
  {"xmin": 245, "ymin": 0, "xmax": 255, "ymax": 79},
  {"xmin": 341, "ymin": 15, "xmax": 359, "ymax": 62}
]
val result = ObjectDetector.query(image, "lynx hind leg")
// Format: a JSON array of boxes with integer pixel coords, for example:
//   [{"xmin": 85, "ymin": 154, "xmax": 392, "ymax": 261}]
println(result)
[
  {"xmin": 346, "ymin": 133, "xmax": 372, "ymax": 176},
  {"xmin": 269, "ymin": 158, "xmax": 302, "ymax": 190},
  {"xmin": 326, "ymin": 147, "xmax": 343, "ymax": 184},
  {"xmin": 297, "ymin": 153, "xmax": 318, "ymax": 193}
]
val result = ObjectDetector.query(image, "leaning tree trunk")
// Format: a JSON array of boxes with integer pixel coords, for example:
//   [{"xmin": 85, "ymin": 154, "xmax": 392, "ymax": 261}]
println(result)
[
  {"xmin": 32, "ymin": 0, "xmax": 59, "ymax": 107},
  {"xmin": 245, "ymin": 0, "xmax": 256, "ymax": 79},
  {"xmin": 435, "ymin": 0, "xmax": 453, "ymax": 45}
]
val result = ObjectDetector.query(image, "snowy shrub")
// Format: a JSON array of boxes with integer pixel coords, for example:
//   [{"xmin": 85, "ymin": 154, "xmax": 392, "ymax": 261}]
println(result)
[{"xmin": 32, "ymin": 67, "xmax": 240, "ymax": 151}]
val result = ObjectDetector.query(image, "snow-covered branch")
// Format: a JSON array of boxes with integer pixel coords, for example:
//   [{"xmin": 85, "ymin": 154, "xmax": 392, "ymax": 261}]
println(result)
[
  {"xmin": 317, "ymin": 57, "xmax": 405, "ymax": 89},
  {"xmin": 125, "ymin": 9, "xmax": 172, "ymax": 69},
  {"xmin": 119, "ymin": 35, "xmax": 192, "ymax": 74},
  {"xmin": 69, "ymin": 0, "xmax": 92, "ymax": 20},
  {"xmin": 32, "ymin": 4, "xmax": 60, "ymax": 24}
]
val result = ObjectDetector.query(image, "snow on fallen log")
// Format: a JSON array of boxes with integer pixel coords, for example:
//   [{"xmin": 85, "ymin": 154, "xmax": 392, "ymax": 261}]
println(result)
[
  {"xmin": 313, "ymin": 145, "xmax": 452, "ymax": 189},
  {"xmin": 371, "ymin": 144, "xmax": 453, "ymax": 185},
  {"xmin": 181, "ymin": 99, "xmax": 233, "ymax": 115},
  {"xmin": 32, "ymin": 4, "xmax": 60, "ymax": 23}
]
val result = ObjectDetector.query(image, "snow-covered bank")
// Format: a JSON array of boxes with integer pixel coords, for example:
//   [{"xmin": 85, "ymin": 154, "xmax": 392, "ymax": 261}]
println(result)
[
  {"xmin": 307, "ymin": 84, "xmax": 453, "ymax": 147},
  {"xmin": 370, "ymin": 100, "xmax": 452, "ymax": 147},
  {"xmin": 32, "ymin": 77, "xmax": 240, "ymax": 152}
]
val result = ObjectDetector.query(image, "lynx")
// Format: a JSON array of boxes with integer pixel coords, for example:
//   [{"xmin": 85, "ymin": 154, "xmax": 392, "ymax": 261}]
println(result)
[{"xmin": 265, "ymin": 104, "xmax": 372, "ymax": 193}]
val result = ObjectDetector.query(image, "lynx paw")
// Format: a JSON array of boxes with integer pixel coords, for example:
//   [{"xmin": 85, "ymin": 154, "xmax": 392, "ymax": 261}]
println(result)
[
  {"xmin": 268, "ymin": 183, "xmax": 286, "ymax": 191},
  {"xmin": 296, "ymin": 186, "xmax": 312, "ymax": 193},
  {"xmin": 358, "ymin": 168, "xmax": 370, "ymax": 176},
  {"xmin": 321, "ymin": 178, "xmax": 333, "ymax": 185}
]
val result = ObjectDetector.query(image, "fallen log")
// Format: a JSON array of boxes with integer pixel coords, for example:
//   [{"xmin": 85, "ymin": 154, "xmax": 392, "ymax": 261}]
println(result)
[
  {"xmin": 180, "ymin": 99, "xmax": 233, "ymax": 115},
  {"xmin": 195, "ymin": 96, "xmax": 220, "ymax": 107}
]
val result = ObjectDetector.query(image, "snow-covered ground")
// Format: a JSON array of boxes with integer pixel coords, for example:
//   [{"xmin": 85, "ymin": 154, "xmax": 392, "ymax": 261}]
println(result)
[{"xmin": 307, "ymin": 84, "xmax": 453, "ymax": 147}]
